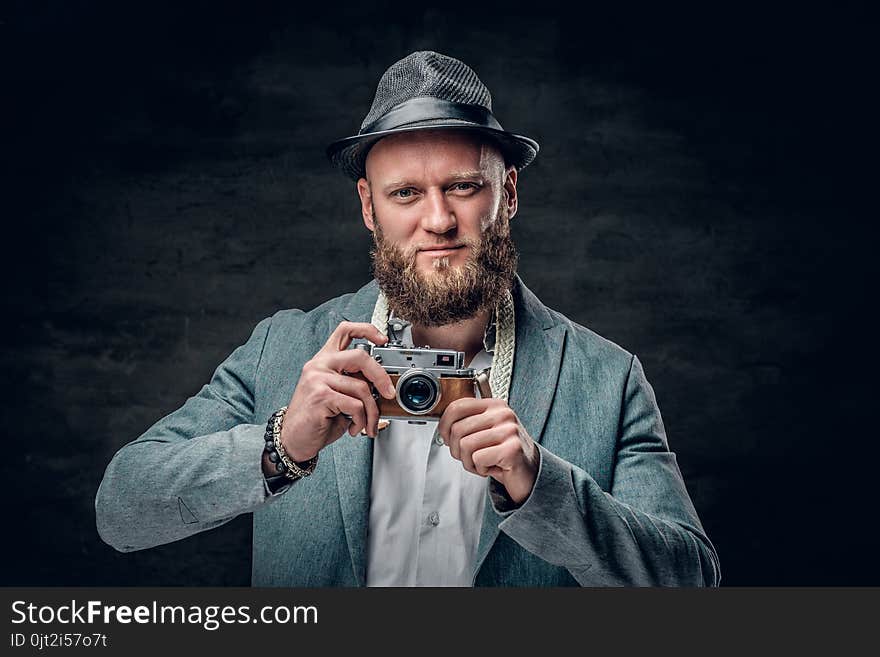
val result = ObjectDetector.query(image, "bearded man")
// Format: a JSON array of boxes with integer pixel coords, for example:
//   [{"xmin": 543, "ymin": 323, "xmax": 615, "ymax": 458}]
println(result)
[{"xmin": 96, "ymin": 51, "xmax": 720, "ymax": 587}]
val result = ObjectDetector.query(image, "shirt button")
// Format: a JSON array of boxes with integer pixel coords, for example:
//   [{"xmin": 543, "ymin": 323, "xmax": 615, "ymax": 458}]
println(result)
[
  {"xmin": 428, "ymin": 511, "xmax": 440, "ymax": 526},
  {"xmin": 434, "ymin": 433, "xmax": 445, "ymax": 446}
]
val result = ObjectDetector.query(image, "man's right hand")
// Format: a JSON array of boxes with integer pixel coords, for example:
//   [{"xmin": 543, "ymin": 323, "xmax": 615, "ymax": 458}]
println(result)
[{"xmin": 279, "ymin": 321, "xmax": 396, "ymax": 462}]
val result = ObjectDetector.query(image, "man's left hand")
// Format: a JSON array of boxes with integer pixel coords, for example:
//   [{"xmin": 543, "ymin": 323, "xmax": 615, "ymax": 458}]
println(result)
[{"xmin": 437, "ymin": 398, "xmax": 539, "ymax": 505}]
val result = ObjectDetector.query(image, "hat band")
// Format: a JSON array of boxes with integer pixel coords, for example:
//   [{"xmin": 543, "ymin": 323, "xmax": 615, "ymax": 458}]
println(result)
[{"xmin": 361, "ymin": 97, "xmax": 503, "ymax": 135}]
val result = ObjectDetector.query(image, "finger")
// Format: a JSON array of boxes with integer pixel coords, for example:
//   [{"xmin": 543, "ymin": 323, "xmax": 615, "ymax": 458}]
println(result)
[
  {"xmin": 324, "ymin": 372, "xmax": 380, "ymax": 437},
  {"xmin": 324, "ymin": 391, "xmax": 368, "ymax": 437},
  {"xmin": 445, "ymin": 412, "xmax": 489, "ymax": 463},
  {"xmin": 471, "ymin": 442, "xmax": 512, "ymax": 476},
  {"xmin": 328, "ymin": 414, "xmax": 354, "ymax": 442},
  {"xmin": 438, "ymin": 397, "xmax": 493, "ymax": 443},
  {"xmin": 319, "ymin": 321, "xmax": 388, "ymax": 356},
  {"xmin": 325, "ymin": 349, "xmax": 396, "ymax": 399},
  {"xmin": 459, "ymin": 427, "xmax": 506, "ymax": 474},
  {"xmin": 447, "ymin": 428, "xmax": 461, "ymax": 461},
  {"xmin": 447, "ymin": 408, "xmax": 498, "ymax": 443}
]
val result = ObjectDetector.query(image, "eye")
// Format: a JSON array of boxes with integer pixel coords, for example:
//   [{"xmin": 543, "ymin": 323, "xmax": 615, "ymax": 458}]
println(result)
[
  {"xmin": 390, "ymin": 187, "xmax": 418, "ymax": 201},
  {"xmin": 449, "ymin": 182, "xmax": 480, "ymax": 194}
]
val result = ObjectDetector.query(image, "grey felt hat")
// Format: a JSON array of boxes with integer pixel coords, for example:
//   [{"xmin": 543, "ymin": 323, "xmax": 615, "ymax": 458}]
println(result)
[{"xmin": 326, "ymin": 51, "xmax": 539, "ymax": 180}]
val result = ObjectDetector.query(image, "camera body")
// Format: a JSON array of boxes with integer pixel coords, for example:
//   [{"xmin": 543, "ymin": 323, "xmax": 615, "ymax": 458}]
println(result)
[{"xmin": 352, "ymin": 330, "xmax": 490, "ymax": 420}]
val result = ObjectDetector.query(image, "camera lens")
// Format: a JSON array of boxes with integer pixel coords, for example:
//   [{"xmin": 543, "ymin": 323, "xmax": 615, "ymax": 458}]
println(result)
[
  {"xmin": 404, "ymin": 378, "xmax": 432, "ymax": 408},
  {"xmin": 397, "ymin": 371, "xmax": 440, "ymax": 414}
]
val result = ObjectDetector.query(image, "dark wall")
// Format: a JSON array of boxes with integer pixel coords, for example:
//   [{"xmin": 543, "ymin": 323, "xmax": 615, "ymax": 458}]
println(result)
[{"xmin": 2, "ymin": 2, "xmax": 874, "ymax": 585}]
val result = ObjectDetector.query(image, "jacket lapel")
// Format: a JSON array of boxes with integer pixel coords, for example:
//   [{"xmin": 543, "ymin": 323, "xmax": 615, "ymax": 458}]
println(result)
[
  {"xmin": 473, "ymin": 276, "xmax": 567, "ymax": 577},
  {"xmin": 331, "ymin": 281, "xmax": 380, "ymax": 586},
  {"xmin": 506, "ymin": 277, "xmax": 567, "ymax": 446}
]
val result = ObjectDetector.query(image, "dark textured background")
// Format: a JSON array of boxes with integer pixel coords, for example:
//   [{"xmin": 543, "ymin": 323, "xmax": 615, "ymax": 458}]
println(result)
[{"xmin": 2, "ymin": 2, "xmax": 875, "ymax": 585}]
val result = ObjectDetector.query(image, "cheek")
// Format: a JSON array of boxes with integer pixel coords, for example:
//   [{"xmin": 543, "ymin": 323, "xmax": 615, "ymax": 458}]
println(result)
[
  {"xmin": 374, "ymin": 205, "xmax": 418, "ymax": 239},
  {"xmin": 452, "ymin": 194, "xmax": 501, "ymax": 233},
  {"xmin": 476, "ymin": 205, "xmax": 500, "ymax": 233}
]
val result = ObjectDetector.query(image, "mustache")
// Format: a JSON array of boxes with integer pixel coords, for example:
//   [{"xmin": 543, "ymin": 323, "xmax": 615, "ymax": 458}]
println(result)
[{"xmin": 399, "ymin": 238, "xmax": 479, "ymax": 259}]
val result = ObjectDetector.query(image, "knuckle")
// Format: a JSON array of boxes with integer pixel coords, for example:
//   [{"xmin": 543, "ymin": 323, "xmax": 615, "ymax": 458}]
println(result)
[
  {"xmin": 301, "ymin": 373, "xmax": 316, "ymax": 391},
  {"xmin": 446, "ymin": 398, "xmax": 463, "ymax": 413},
  {"xmin": 449, "ymin": 425, "xmax": 464, "ymax": 444}
]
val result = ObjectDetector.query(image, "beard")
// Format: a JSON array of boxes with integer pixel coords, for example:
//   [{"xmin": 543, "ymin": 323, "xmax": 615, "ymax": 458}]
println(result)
[{"xmin": 370, "ymin": 205, "xmax": 518, "ymax": 327}]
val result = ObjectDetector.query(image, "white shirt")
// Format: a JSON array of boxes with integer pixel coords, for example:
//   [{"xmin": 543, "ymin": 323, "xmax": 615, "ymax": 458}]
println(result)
[{"xmin": 366, "ymin": 323, "xmax": 492, "ymax": 587}]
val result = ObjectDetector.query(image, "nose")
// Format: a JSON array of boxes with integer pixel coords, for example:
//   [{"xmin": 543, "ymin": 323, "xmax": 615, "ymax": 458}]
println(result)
[{"xmin": 420, "ymin": 188, "xmax": 457, "ymax": 235}]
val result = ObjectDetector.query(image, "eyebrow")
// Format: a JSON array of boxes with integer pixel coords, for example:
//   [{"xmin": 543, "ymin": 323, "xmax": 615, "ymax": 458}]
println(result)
[
  {"xmin": 381, "ymin": 171, "xmax": 485, "ymax": 194},
  {"xmin": 446, "ymin": 170, "xmax": 484, "ymax": 181}
]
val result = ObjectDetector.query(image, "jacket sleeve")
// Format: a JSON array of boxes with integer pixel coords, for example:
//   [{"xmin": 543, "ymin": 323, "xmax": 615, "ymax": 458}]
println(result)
[
  {"xmin": 95, "ymin": 316, "xmax": 283, "ymax": 553},
  {"xmin": 491, "ymin": 355, "xmax": 721, "ymax": 586}
]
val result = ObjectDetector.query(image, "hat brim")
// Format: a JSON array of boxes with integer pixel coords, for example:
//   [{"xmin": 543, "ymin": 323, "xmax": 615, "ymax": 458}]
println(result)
[{"xmin": 326, "ymin": 122, "xmax": 539, "ymax": 181}]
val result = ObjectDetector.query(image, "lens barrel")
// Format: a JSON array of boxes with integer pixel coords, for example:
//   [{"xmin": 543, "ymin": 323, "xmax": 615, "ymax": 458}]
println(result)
[{"xmin": 396, "ymin": 370, "xmax": 441, "ymax": 415}]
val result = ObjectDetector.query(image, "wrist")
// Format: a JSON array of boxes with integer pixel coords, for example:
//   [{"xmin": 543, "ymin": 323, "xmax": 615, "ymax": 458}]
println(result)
[
  {"xmin": 284, "ymin": 440, "xmax": 318, "ymax": 463},
  {"xmin": 263, "ymin": 407, "xmax": 319, "ymax": 481}
]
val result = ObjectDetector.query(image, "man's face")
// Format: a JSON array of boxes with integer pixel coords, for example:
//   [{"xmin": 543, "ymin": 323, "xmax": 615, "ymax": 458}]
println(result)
[
  {"xmin": 356, "ymin": 130, "xmax": 520, "ymax": 326},
  {"xmin": 358, "ymin": 129, "xmax": 517, "ymax": 276}
]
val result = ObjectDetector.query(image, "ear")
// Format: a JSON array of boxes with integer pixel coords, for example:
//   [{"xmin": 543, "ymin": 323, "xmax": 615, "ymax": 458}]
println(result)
[
  {"xmin": 356, "ymin": 178, "xmax": 375, "ymax": 231},
  {"xmin": 502, "ymin": 166, "xmax": 518, "ymax": 221}
]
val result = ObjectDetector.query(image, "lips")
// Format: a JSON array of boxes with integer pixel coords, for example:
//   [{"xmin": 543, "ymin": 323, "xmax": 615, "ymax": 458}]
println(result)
[{"xmin": 418, "ymin": 245, "xmax": 465, "ymax": 256}]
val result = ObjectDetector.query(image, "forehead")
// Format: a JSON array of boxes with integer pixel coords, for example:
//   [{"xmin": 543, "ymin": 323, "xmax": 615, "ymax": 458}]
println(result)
[{"xmin": 364, "ymin": 129, "xmax": 503, "ymax": 181}]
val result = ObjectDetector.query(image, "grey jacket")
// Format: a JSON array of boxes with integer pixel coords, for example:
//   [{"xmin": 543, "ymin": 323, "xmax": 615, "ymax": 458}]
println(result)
[{"xmin": 95, "ymin": 277, "xmax": 721, "ymax": 586}]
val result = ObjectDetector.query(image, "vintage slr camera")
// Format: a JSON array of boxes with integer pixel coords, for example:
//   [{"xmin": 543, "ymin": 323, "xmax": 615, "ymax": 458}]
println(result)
[{"xmin": 351, "ymin": 319, "xmax": 491, "ymax": 420}]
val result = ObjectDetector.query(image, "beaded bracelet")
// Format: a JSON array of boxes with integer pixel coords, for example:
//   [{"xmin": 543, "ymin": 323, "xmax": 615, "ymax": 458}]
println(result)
[{"xmin": 264, "ymin": 406, "xmax": 318, "ymax": 481}]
